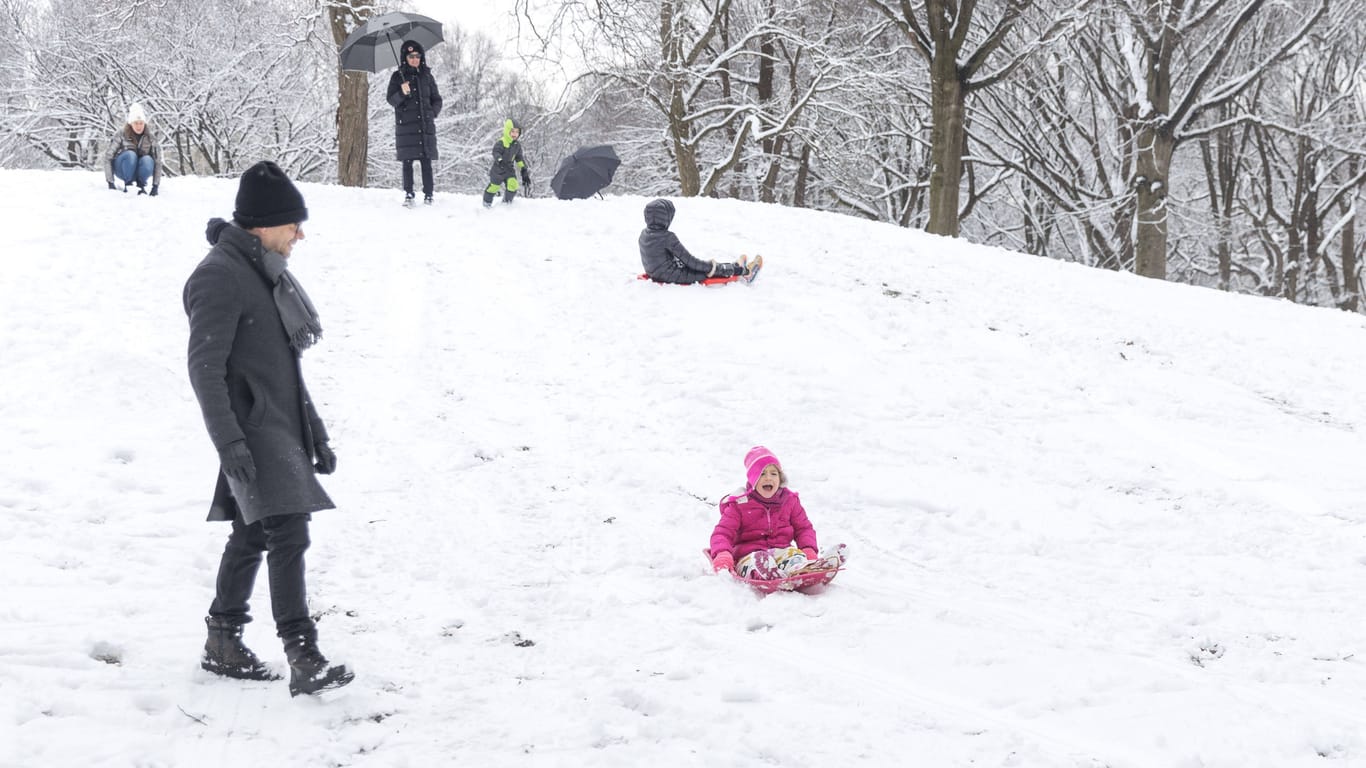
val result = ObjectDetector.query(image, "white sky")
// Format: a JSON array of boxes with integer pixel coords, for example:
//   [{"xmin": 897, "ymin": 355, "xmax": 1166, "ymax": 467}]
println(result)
[
  {"xmin": 412, "ymin": 1, "xmax": 520, "ymax": 43},
  {"xmin": 3, "ymin": 168, "xmax": 1365, "ymax": 766},
  {"xmin": 409, "ymin": 1, "xmax": 578, "ymax": 90}
]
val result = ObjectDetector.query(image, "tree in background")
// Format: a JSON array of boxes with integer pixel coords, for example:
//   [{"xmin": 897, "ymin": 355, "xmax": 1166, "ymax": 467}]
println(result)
[
  {"xmin": 1103, "ymin": 0, "xmax": 1328, "ymax": 280},
  {"xmin": 863, "ymin": 0, "xmax": 1089, "ymax": 238},
  {"xmin": 971, "ymin": 9, "xmax": 1140, "ymax": 271},
  {"xmin": 1237, "ymin": 12, "xmax": 1366, "ymax": 306},
  {"xmin": 515, "ymin": 0, "xmax": 839, "ymax": 199},
  {"xmin": 326, "ymin": 0, "xmax": 372, "ymax": 187},
  {"xmin": 0, "ymin": 0, "xmax": 334, "ymax": 179}
]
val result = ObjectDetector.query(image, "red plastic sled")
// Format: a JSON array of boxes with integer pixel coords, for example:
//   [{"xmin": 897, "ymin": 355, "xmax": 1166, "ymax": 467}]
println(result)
[
  {"xmin": 637, "ymin": 273, "xmax": 741, "ymax": 286},
  {"xmin": 702, "ymin": 549, "xmax": 841, "ymax": 594}
]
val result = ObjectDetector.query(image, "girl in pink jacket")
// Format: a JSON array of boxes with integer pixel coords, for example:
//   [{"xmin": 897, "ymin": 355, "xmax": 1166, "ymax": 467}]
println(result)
[{"xmin": 709, "ymin": 446, "xmax": 845, "ymax": 579}]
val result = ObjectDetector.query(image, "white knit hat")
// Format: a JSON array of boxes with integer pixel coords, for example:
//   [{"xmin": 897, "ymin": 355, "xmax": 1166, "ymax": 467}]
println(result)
[{"xmin": 126, "ymin": 103, "xmax": 147, "ymax": 125}]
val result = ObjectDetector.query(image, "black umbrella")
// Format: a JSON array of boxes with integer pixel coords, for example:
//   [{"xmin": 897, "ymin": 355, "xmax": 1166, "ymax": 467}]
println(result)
[
  {"xmin": 339, "ymin": 12, "xmax": 444, "ymax": 73},
  {"xmin": 551, "ymin": 145, "xmax": 622, "ymax": 200}
]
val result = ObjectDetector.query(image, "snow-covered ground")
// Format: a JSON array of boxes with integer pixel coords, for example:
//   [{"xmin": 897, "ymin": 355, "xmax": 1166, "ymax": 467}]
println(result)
[{"xmin": 2, "ymin": 167, "xmax": 1365, "ymax": 767}]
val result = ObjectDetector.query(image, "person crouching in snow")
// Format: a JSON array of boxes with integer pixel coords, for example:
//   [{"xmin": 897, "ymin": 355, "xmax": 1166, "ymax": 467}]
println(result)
[
  {"xmin": 105, "ymin": 102, "xmax": 161, "ymax": 195},
  {"xmin": 639, "ymin": 199, "xmax": 761, "ymax": 284},
  {"xmin": 709, "ymin": 446, "xmax": 845, "ymax": 579},
  {"xmin": 483, "ymin": 117, "xmax": 529, "ymax": 207}
]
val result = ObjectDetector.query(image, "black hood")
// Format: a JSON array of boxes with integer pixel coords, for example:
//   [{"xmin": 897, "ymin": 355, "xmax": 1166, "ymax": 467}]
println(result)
[{"xmin": 643, "ymin": 198, "xmax": 675, "ymax": 231}]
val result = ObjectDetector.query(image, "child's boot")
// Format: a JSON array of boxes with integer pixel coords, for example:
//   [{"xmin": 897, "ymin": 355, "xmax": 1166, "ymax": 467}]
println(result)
[
  {"xmin": 811, "ymin": 543, "xmax": 847, "ymax": 571},
  {"xmin": 504, "ymin": 189, "xmax": 517, "ymax": 204},
  {"xmin": 482, "ymin": 191, "xmax": 495, "ymax": 208},
  {"xmin": 742, "ymin": 254, "xmax": 764, "ymax": 284}
]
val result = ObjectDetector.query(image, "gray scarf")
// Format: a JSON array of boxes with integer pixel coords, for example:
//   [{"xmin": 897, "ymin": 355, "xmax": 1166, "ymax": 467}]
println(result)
[{"xmin": 260, "ymin": 249, "xmax": 323, "ymax": 353}]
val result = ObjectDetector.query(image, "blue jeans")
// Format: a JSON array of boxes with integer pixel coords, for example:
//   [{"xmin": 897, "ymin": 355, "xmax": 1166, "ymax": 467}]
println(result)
[{"xmin": 113, "ymin": 151, "xmax": 154, "ymax": 187}]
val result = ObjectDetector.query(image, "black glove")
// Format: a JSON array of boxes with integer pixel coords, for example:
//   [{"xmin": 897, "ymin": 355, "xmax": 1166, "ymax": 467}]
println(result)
[
  {"xmin": 218, "ymin": 440, "xmax": 256, "ymax": 484},
  {"xmin": 107, "ymin": 181, "xmax": 116, "ymax": 191},
  {"xmin": 314, "ymin": 442, "xmax": 337, "ymax": 475},
  {"xmin": 521, "ymin": 168, "xmax": 530, "ymax": 186},
  {"xmin": 149, "ymin": 184, "xmax": 158, "ymax": 197}
]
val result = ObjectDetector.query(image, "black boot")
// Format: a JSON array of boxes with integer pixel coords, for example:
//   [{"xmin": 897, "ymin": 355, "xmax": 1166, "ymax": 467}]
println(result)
[
  {"xmin": 482, "ymin": 190, "xmax": 495, "ymax": 208},
  {"xmin": 283, "ymin": 629, "xmax": 354, "ymax": 697},
  {"xmin": 504, "ymin": 189, "xmax": 517, "ymax": 204},
  {"xmin": 202, "ymin": 616, "xmax": 281, "ymax": 681}
]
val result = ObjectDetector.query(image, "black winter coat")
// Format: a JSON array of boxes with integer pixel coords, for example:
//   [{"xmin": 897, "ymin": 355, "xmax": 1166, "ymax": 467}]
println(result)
[
  {"xmin": 184, "ymin": 221, "xmax": 334, "ymax": 525},
  {"xmin": 638, "ymin": 199, "xmax": 714, "ymax": 284},
  {"xmin": 387, "ymin": 65, "xmax": 443, "ymax": 162}
]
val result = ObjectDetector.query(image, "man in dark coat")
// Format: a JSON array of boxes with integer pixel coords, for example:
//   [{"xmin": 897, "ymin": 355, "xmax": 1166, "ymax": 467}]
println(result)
[
  {"xmin": 184, "ymin": 160, "xmax": 353, "ymax": 697},
  {"xmin": 387, "ymin": 39, "xmax": 443, "ymax": 206},
  {"xmin": 638, "ymin": 198, "xmax": 761, "ymax": 284}
]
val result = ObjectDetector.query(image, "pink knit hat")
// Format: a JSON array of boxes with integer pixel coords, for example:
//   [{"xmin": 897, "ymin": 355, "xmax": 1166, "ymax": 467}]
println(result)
[{"xmin": 744, "ymin": 446, "xmax": 783, "ymax": 488}]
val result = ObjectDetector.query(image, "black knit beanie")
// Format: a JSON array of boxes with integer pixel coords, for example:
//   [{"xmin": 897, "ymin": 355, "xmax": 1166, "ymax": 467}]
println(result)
[{"xmin": 233, "ymin": 161, "xmax": 308, "ymax": 229}]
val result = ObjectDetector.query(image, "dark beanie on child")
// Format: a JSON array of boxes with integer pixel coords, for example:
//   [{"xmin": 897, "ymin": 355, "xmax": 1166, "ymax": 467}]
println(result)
[{"xmin": 233, "ymin": 161, "xmax": 308, "ymax": 229}]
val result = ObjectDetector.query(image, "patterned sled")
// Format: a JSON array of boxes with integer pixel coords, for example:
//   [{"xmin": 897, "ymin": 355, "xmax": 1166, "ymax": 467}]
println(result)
[{"xmin": 702, "ymin": 549, "xmax": 841, "ymax": 594}]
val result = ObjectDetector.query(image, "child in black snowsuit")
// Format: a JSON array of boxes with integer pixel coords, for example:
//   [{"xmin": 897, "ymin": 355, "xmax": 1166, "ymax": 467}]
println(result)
[
  {"xmin": 638, "ymin": 199, "xmax": 762, "ymax": 284},
  {"xmin": 484, "ymin": 118, "xmax": 529, "ymax": 207}
]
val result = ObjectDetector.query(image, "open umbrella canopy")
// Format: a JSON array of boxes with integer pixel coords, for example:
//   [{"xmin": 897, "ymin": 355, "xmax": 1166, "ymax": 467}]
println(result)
[
  {"xmin": 339, "ymin": 12, "xmax": 444, "ymax": 73},
  {"xmin": 551, "ymin": 145, "xmax": 621, "ymax": 200}
]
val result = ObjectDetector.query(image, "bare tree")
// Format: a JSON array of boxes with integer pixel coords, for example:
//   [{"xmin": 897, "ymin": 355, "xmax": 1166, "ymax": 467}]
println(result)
[
  {"xmin": 1, "ymin": 0, "xmax": 337, "ymax": 179},
  {"xmin": 973, "ymin": 31, "xmax": 1137, "ymax": 271},
  {"xmin": 1240, "ymin": 21, "xmax": 1366, "ymax": 306},
  {"xmin": 514, "ymin": 0, "xmax": 840, "ymax": 198},
  {"xmin": 326, "ymin": 0, "xmax": 373, "ymax": 187},
  {"xmin": 863, "ymin": 0, "xmax": 1089, "ymax": 237},
  {"xmin": 1104, "ymin": 0, "xmax": 1328, "ymax": 280}
]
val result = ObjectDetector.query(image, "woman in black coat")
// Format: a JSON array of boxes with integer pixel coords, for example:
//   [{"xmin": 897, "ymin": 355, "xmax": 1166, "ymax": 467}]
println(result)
[{"xmin": 386, "ymin": 39, "xmax": 443, "ymax": 205}]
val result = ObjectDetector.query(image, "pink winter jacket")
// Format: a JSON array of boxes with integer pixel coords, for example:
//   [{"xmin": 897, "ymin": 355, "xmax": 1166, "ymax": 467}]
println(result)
[{"xmin": 709, "ymin": 487, "xmax": 818, "ymax": 561}]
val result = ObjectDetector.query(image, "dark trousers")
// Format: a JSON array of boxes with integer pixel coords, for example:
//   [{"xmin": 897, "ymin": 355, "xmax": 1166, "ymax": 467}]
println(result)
[
  {"xmin": 670, "ymin": 261, "xmax": 744, "ymax": 284},
  {"xmin": 208, "ymin": 513, "xmax": 314, "ymax": 638},
  {"xmin": 403, "ymin": 158, "xmax": 434, "ymax": 197}
]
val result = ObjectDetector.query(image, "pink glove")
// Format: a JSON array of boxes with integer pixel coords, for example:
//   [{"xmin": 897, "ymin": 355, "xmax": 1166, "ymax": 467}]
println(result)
[
  {"xmin": 711, "ymin": 551, "xmax": 735, "ymax": 573},
  {"xmin": 800, "ymin": 547, "xmax": 818, "ymax": 561}
]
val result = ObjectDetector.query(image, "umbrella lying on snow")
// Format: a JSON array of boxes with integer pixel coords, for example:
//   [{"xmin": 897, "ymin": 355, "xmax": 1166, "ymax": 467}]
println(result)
[
  {"xmin": 339, "ymin": 12, "xmax": 444, "ymax": 73},
  {"xmin": 551, "ymin": 145, "xmax": 621, "ymax": 200}
]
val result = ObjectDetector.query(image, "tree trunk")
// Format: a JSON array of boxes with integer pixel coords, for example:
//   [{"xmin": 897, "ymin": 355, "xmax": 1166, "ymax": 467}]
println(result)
[
  {"xmin": 659, "ymin": 0, "xmax": 700, "ymax": 196},
  {"xmin": 1342, "ymin": 214, "xmax": 1359, "ymax": 312},
  {"xmin": 1339, "ymin": 160, "xmax": 1359, "ymax": 311},
  {"xmin": 329, "ymin": 2, "xmax": 370, "ymax": 188},
  {"xmin": 756, "ymin": 0, "xmax": 778, "ymax": 204},
  {"xmin": 926, "ymin": 70, "xmax": 966, "ymax": 237},
  {"xmin": 1285, "ymin": 233, "xmax": 1303, "ymax": 301},
  {"xmin": 335, "ymin": 70, "xmax": 369, "ymax": 187},
  {"xmin": 670, "ymin": 86, "xmax": 700, "ymax": 196},
  {"xmin": 793, "ymin": 142, "xmax": 811, "ymax": 208},
  {"xmin": 1132, "ymin": 124, "xmax": 1174, "ymax": 280}
]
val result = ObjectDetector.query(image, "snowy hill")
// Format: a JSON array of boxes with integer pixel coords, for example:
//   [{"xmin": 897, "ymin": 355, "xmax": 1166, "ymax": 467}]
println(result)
[{"xmin": 2, "ymin": 167, "xmax": 1365, "ymax": 767}]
